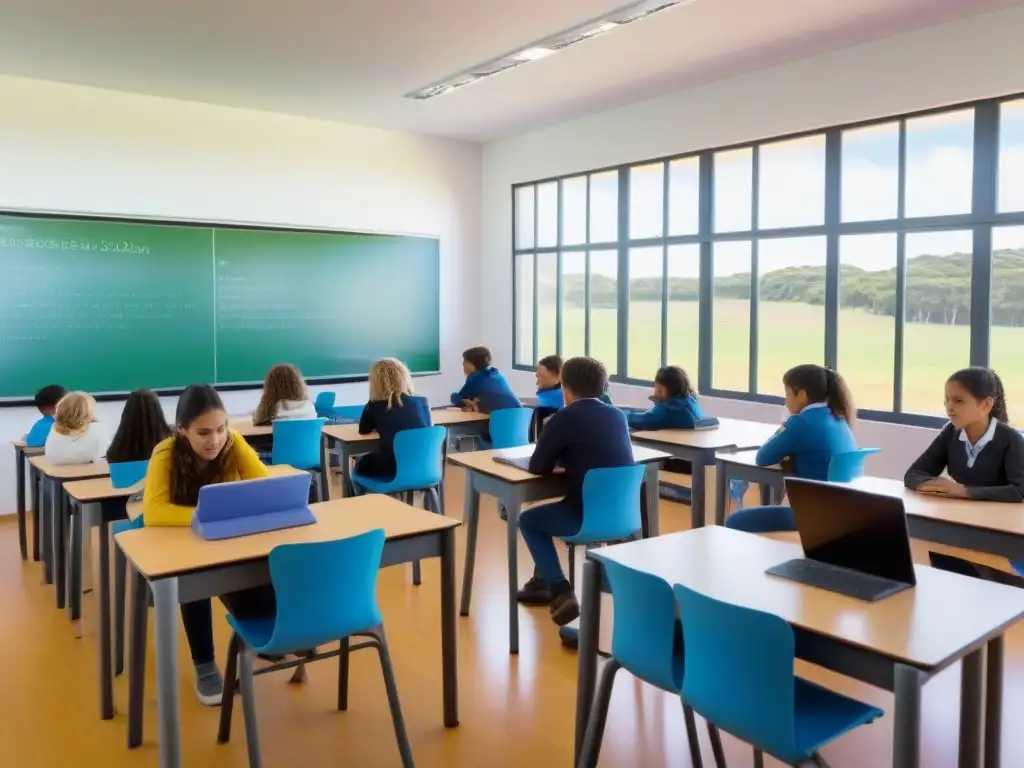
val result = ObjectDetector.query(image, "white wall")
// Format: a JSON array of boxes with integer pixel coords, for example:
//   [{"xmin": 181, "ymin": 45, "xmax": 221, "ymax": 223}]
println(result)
[
  {"xmin": 482, "ymin": 5, "xmax": 1024, "ymax": 477},
  {"xmin": 0, "ymin": 75, "xmax": 482, "ymax": 514}
]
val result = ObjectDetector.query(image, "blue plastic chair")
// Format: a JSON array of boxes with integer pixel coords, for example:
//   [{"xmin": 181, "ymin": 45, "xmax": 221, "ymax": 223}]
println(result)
[
  {"xmin": 827, "ymin": 448, "xmax": 880, "ymax": 482},
  {"xmin": 313, "ymin": 391, "xmax": 336, "ymax": 417},
  {"xmin": 109, "ymin": 460, "xmax": 149, "ymax": 489},
  {"xmin": 673, "ymin": 584, "xmax": 883, "ymax": 767},
  {"xmin": 217, "ymin": 530, "xmax": 413, "ymax": 767},
  {"xmin": 112, "ymin": 515, "xmax": 145, "ymax": 676},
  {"xmin": 576, "ymin": 558, "xmax": 723, "ymax": 768},
  {"xmin": 271, "ymin": 418, "xmax": 327, "ymax": 501},
  {"xmin": 488, "ymin": 407, "xmax": 534, "ymax": 450}
]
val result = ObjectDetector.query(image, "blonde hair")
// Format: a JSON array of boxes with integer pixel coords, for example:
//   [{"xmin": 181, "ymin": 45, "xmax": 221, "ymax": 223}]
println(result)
[
  {"xmin": 368, "ymin": 358, "xmax": 414, "ymax": 409},
  {"xmin": 54, "ymin": 391, "xmax": 95, "ymax": 436}
]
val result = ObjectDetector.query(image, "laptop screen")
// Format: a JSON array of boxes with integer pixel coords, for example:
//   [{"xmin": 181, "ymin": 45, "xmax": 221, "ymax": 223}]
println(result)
[{"xmin": 785, "ymin": 478, "xmax": 917, "ymax": 586}]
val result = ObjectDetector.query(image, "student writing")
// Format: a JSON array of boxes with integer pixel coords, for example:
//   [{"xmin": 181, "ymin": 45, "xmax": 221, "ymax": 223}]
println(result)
[
  {"xmin": 44, "ymin": 391, "xmax": 111, "ymax": 465},
  {"xmin": 354, "ymin": 358, "xmax": 431, "ymax": 481},
  {"xmin": 25, "ymin": 384, "xmax": 66, "ymax": 448},
  {"xmin": 904, "ymin": 367, "xmax": 1024, "ymax": 502}
]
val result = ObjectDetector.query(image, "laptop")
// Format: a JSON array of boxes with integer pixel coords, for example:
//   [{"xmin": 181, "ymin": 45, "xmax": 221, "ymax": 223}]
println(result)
[
  {"xmin": 928, "ymin": 551, "xmax": 1024, "ymax": 589},
  {"xmin": 765, "ymin": 478, "xmax": 916, "ymax": 602},
  {"xmin": 191, "ymin": 472, "xmax": 316, "ymax": 541}
]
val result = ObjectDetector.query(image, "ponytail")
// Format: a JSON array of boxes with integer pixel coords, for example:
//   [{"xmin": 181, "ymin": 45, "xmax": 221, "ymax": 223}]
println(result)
[
  {"xmin": 993, "ymin": 371, "xmax": 1009, "ymax": 423},
  {"xmin": 949, "ymin": 367, "xmax": 1008, "ymax": 424},
  {"xmin": 782, "ymin": 364, "xmax": 857, "ymax": 426}
]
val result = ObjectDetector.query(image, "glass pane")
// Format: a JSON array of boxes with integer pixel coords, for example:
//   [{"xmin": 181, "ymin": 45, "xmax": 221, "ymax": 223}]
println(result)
[
  {"xmin": 757, "ymin": 237, "xmax": 827, "ymax": 395},
  {"xmin": 758, "ymin": 135, "xmax": 826, "ymax": 229},
  {"xmin": 998, "ymin": 100, "xmax": 1024, "ymax": 213},
  {"xmin": 589, "ymin": 171, "xmax": 619, "ymax": 243},
  {"xmin": 536, "ymin": 252, "xmax": 558, "ymax": 359},
  {"xmin": 627, "ymin": 247, "xmax": 664, "ymax": 379},
  {"xmin": 536, "ymin": 182, "xmax": 558, "ymax": 247},
  {"xmin": 515, "ymin": 186, "xmax": 534, "ymax": 249},
  {"xmin": 629, "ymin": 163, "xmax": 664, "ymax": 240},
  {"xmin": 903, "ymin": 230, "xmax": 972, "ymax": 415},
  {"xmin": 714, "ymin": 148, "xmax": 753, "ymax": 233},
  {"xmin": 990, "ymin": 227, "xmax": 1024, "ymax": 425},
  {"xmin": 842, "ymin": 122, "xmax": 899, "ymax": 222},
  {"xmin": 904, "ymin": 109, "xmax": 974, "ymax": 218},
  {"xmin": 712, "ymin": 240, "xmax": 751, "ymax": 391},
  {"xmin": 668, "ymin": 158, "xmax": 700, "ymax": 236},
  {"xmin": 560, "ymin": 251, "xmax": 587, "ymax": 359},
  {"xmin": 666, "ymin": 244, "xmax": 700, "ymax": 383},
  {"xmin": 562, "ymin": 176, "xmax": 587, "ymax": 246},
  {"xmin": 514, "ymin": 253, "xmax": 534, "ymax": 365},
  {"xmin": 839, "ymin": 233, "xmax": 897, "ymax": 411},
  {"xmin": 589, "ymin": 250, "xmax": 619, "ymax": 375}
]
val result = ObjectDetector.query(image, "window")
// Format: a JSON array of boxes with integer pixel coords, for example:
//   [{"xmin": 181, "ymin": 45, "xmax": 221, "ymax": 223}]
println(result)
[
  {"xmin": 668, "ymin": 158, "xmax": 699, "ymax": 236},
  {"xmin": 536, "ymin": 182, "xmax": 558, "ymax": 247},
  {"xmin": 515, "ymin": 186, "xmax": 534, "ymax": 249},
  {"xmin": 758, "ymin": 135, "xmax": 826, "ymax": 229},
  {"xmin": 627, "ymin": 247, "xmax": 664, "ymax": 378},
  {"xmin": 712, "ymin": 241, "xmax": 751, "ymax": 391},
  {"xmin": 560, "ymin": 251, "xmax": 587, "ymax": 359},
  {"xmin": 904, "ymin": 110, "xmax": 974, "ymax": 218},
  {"xmin": 589, "ymin": 171, "xmax": 618, "ymax": 243},
  {"xmin": 998, "ymin": 100, "xmax": 1024, "ymax": 213},
  {"xmin": 841, "ymin": 122, "xmax": 899, "ymax": 222},
  {"xmin": 714, "ymin": 148, "xmax": 753, "ymax": 233},
  {"xmin": 536, "ymin": 252, "xmax": 558, "ymax": 359},
  {"xmin": 589, "ymin": 250, "xmax": 619, "ymax": 374},
  {"xmin": 990, "ymin": 226, "xmax": 1024, "ymax": 424},
  {"xmin": 629, "ymin": 163, "xmax": 664, "ymax": 240},
  {"xmin": 514, "ymin": 253, "xmax": 534, "ymax": 365},
  {"xmin": 562, "ymin": 176, "xmax": 587, "ymax": 246},
  {"xmin": 666, "ymin": 244, "xmax": 700, "ymax": 380}
]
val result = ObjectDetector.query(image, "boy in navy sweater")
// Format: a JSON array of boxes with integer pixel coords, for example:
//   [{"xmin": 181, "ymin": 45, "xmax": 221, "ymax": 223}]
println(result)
[
  {"xmin": 518, "ymin": 356, "xmax": 635, "ymax": 626},
  {"xmin": 450, "ymin": 346, "xmax": 521, "ymax": 413},
  {"xmin": 25, "ymin": 384, "xmax": 67, "ymax": 447}
]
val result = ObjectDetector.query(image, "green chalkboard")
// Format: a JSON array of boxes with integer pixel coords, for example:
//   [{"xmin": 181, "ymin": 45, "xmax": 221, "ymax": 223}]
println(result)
[{"xmin": 0, "ymin": 213, "xmax": 440, "ymax": 401}]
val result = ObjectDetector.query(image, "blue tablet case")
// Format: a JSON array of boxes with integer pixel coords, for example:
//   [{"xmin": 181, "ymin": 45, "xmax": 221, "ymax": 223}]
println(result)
[{"xmin": 191, "ymin": 473, "xmax": 316, "ymax": 541}]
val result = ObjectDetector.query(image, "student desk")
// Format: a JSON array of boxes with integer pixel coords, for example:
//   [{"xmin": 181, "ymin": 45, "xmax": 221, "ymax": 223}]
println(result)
[
  {"xmin": 575, "ymin": 526, "xmax": 1024, "ymax": 768},
  {"xmin": 714, "ymin": 449, "xmax": 788, "ymax": 524},
  {"xmin": 447, "ymin": 443, "xmax": 669, "ymax": 655},
  {"xmin": 11, "ymin": 439, "xmax": 44, "ymax": 561},
  {"xmin": 227, "ymin": 417, "xmax": 273, "ymax": 439},
  {"xmin": 116, "ymin": 493, "xmax": 460, "ymax": 768},
  {"xmin": 630, "ymin": 418, "xmax": 781, "ymax": 530}
]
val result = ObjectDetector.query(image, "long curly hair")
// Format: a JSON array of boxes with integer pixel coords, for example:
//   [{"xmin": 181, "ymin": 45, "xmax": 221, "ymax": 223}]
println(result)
[
  {"xmin": 107, "ymin": 389, "xmax": 172, "ymax": 463},
  {"xmin": 253, "ymin": 363, "xmax": 308, "ymax": 425},
  {"xmin": 368, "ymin": 358, "xmax": 414, "ymax": 409},
  {"xmin": 53, "ymin": 391, "xmax": 95, "ymax": 436},
  {"xmin": 170, "ymin": 384, "xmax": 238, "ymax": 506}
]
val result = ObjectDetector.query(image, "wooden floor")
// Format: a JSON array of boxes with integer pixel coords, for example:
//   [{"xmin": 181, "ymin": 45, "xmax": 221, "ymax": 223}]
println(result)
[{"xmin": 3, "ymin": 468, "xmax": 1024, "ymax": 767}]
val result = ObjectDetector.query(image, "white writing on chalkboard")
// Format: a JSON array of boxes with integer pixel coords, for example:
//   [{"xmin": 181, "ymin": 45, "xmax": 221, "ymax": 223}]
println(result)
[{"xmin": 0, "ymin": 237, "xmax": 151, "ymax": 254}]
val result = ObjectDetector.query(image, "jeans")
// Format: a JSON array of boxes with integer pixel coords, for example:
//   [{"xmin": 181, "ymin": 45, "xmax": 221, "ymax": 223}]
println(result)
[
  {"xmin": 725, "ymin": 505, "xmax": 796, "ymax": 533},
  {"xmin": 518, "ymin": 501, "xmax": 582, "ymax": 587},
  {"xmin": 180, "ymin": 584, "xmax": 278, "ymax": 666}
]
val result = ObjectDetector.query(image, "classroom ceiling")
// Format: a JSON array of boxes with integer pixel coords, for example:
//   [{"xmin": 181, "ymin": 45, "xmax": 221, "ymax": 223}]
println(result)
[{"xmin": 0, "ymin": 0, "xmax": 1016, "ymax": 142}]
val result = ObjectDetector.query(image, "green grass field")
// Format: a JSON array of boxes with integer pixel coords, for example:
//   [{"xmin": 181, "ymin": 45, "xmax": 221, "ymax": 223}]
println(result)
[{"xmin": 534, "ymin": 299, "xmax": 1024, "ymax": 419}]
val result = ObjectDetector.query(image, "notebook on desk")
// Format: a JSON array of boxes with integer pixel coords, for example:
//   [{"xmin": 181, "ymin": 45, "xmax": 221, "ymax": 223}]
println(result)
[{"xmin": 191, "ymin": 472, "xmax": 315, "ymax": 540}]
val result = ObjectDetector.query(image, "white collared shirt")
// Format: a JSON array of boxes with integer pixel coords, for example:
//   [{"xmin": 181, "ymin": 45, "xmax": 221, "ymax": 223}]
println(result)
[{"xmin": 959, "ymin": 418, "xmax": 998, "ymax": 469}]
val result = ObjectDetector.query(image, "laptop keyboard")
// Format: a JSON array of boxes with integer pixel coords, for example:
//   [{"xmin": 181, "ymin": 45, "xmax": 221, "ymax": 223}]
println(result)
[{"xmin": 766, "ymin": 558, "xmax": 909, "ymax": 602}]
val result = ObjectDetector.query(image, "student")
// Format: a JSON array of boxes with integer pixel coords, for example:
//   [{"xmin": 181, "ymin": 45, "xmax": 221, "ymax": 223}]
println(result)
[
  {"xmin": 450, "ymin": 346, "xmax": 521, "ymax": 413},
  {"xmin": 44, "ymin": 391, "xmax": 111, "ymax": 465},
  {"xmin": 726, "ymin": 364, "xmax": 858, "ymax": 533},
  {"xmin": 533, "ymin": 354, "xmax": 564, "ymax": 438},
  {"xmin": 25, "ymin": 384, "xmax": 67, "ymax": 447},
  {"xmin": 354, "ymin": 358, "xmax": 431, "ymax": 480},
  {"xmin": 252, "ymin": 363, "xmax": 318, "ymax": 426},
  {"xmin": 625, "ymin": 365, "xmax": 706, "ymax": 430},
  {"xmin": 106, "ymin": 389, "xmax": 172, "ymax": 465},
  {"xmin": 517, "ymin": 356, "xmax": 634, "ymax": 626},
  {"xmin": 905, "ymin": 367, "xmax": 1024, "ymax": 502},
  {"xmin": 143, "ymin": 384, "xmax": 278, "ymax": 706}
]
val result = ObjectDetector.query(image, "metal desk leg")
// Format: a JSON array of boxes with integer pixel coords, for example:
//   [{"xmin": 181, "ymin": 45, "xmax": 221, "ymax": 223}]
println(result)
[
  {"xmin": 340, "ymin": 443, "xmax": 355, "ymax": 497},
  {"xmin": 97, "ymin": 519, "xmax": 114, "ymax": 719},
  {"xmin": 152, "ymin": 578, "xmax": 182, "ymax": 768},
  {"xmin": 459, "ymin": 479, "xmax": 481, "ymax": 617},
  {"xmin": 41, "ymin": 477, "xmax": 53, "ymax": 584},
  {"xmin": 574, "ymin": 561, "xmax": 602, "ymax": 765},
  {"xmin": 893, "ymin": 663, "xmax": 923, "ymax": 768},
  {"xmin": 505, "ymin": 494, "xmax": 522, "ymax": 655},
  {"xmin": 714, "ymin": 459, "xmax": 729, "ymax": 526},
  {"xmin": 31, "ymin": 467, "xmax": 40, "ymax": 562},
  {"xmin": 55, "ymin": 481, "xmax": 68, "ymax": 608},
  {"xmin": 440, "ymin": 527, "xmax": 459, "ymax": 727},
  {"xmin": 985, "ymin": 635, "xmax": 1004, "ymax": 768},
  {"xmin": 958, "ymin": 649, "xmax": 983, "ymax": 768},
  {"xmin": 69, "ymin": 500, "xmax": 84, "ymax": 636},
  {"xmin": 127, "ymin": 569, "xmax": 149, "ymax": 748},
  {"xmin": 642, "ymin": 463, "xmax": 660, "ymax": 537},
  {"xmin": 15, "ymin": 449, "xmax": 27, "ymax": 560},
  {"xmin": 689, "ymin": 451, "xmax": 709, "ymax": 530}
]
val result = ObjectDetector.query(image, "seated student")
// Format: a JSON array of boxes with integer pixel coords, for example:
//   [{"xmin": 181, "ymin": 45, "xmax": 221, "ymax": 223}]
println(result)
[
  {"xmin": 143, "ymin": 384, "xmax": 279, "ymax": 706},
  {"xmin": 450, "ymin": 346, "xmax": 521, "ymax": 413},
  {"xmin": 905, "ymin": 367, "xmax": 1024, "ymax": 502},
  {"xmin": 252, "ymin": 363, "xmax": 318, "ymax": 426},
  {"xmin": 625, "ymin": 365, "xmax": 705, "ymax": 430},
  {"xmin": 44, "ymin": 391, "xmax": 111, "ymax": 465},
  {"xmin": 517, "ymin": 356, "xmax": 634, "ymax": 625},
  {"xmin": 726, "ymin": 364, "xmax": 857, "ymax": 533},
  {"xmin": 105, "ymin": 387, "xmax": 171, "ymax": 478},
  {"xmin": 353, "ymin": 358, "xmax": 431, "ymax": 481},
  {"xmin": 533, "ymin": 354, "xmax": 564, "ymax": 438},
  {"xmin": 25, "ymin": 384, "xmax": 67, "ymax": 447}
]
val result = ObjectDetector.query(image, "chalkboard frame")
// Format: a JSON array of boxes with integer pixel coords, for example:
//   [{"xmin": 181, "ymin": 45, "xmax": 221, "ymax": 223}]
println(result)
[{"xmin": 0, "ymin": 208, "xmax": 442, "ymax": 407}]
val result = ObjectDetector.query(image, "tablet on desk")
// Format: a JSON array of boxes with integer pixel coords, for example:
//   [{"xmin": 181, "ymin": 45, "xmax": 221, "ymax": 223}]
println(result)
[{"xmin": 191, "ymin": 472, "xmax": 315, "ymax": 540}]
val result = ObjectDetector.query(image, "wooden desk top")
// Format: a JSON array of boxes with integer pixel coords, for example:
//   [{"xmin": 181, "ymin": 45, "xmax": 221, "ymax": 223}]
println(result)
[
  {"xmin": 591, "ymin": 526, "xmax": 1024, "ymax": 669},
  {"xmin": 228, "ymin": 418, "xmax": 273, "ymax": 438},
  {"xmin": 11, "ymin": 440, "xmax": 44, "ymax": 456},
  {"xmin": 717, "ymin": 448, "xmax": 774, "ymax": 469},
  {"xmin": 323, "ymin": 408, "xmax": 489, "ymax": 444},
  {"xmin": 68, "ymin": 464, "xmax": 304, "ymax": 504},
  {"xmin": 446, "ymin": 443, "xmax": 670, "ymax": 484},
  {"xmin": 28, "ymin": 455, "xmax": 110, "ymax": 480},
  {"xmin": 116, "ymin": 494, "xmax": 461, "ymax": 579},
  {"xmin": 631, "ymin": 417, "xmax": 780, "ymax": 451}
]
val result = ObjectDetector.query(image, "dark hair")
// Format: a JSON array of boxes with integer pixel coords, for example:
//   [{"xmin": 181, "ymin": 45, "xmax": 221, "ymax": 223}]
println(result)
[
  {"xmin": 462, "ymin": 346, "xmax": 492, "ymax": 371},
  {"xmin": 782, "ymin": 364, "xmax": 856, "ymax": 426},
  {"xmin": 655, "ymin": 366, "xmax": 695, "ymax": 399},
  {"xmin": 253, "ymin": 363, "xmax": 308, "ymax": 425},
  {"xmin": 170, "ymin": 384, "xmax": 234, "ymax": 506},
  {"xmin": 947, "ymin": 367, "xmax": 1008, "ymax": 423},
  {"xmin": 538, "ymin": 355, "xmax": 563, "ymax": 375},
  {"xmin": 106, "ymin": 389, "xmax": 172, "ymax": 464},
  {"xmin": 34, "ymin": 384, "xmax": 67, "ymax": 413},
  {"xmin": 561, "ymin": 356, "xmax": 608, "ymax": 400}
]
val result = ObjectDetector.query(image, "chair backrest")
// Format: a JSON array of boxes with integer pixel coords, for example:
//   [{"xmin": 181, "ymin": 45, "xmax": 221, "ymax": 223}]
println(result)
[
  {"xmin": 109, "ymin": 460, "xmax": 149, "ymax": 489},
  {"xmin": 567, "ymin": 464, "xmax": 646, "ymax": 543},
  {"xmin": 313, "ymin": 391, "xmax": 336, "ymax": 415},
  {"xmin": 489, "ymin": 407, "xmax": 534, "ymax": 450},
  {"xmin": 392, "ymin": 426, "xmax": 447, "ymax": 489},
  {"xmin": 330, "ymin": 404, "xmax": 365, "ymax": 423},
  {"xmin": 673, "ymin": 584, "xmax": 798, "ymax": 761},
  {"xmin": 271, "ymin": 418, "xmax": 327, "ymax": 470},
  {"xmin": 603, "ymin": 558, "xmax": 684, "ymax": 692},
  {"xmin": 112, "ymin": 515, "xmax": 145, "ymax": 535},
  {"xmin": 261, "ymin": 529, "xmax": 386, "ymax": 654},
  {"xmin": 827, "ymin": 448, "xmax": 880, "ymax": 482}
]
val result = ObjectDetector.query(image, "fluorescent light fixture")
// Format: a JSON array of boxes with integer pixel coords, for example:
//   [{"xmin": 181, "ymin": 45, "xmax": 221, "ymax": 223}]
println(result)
[{"xmin": 405, "ymin": 0, "xmax": 696, "ymax": 100}]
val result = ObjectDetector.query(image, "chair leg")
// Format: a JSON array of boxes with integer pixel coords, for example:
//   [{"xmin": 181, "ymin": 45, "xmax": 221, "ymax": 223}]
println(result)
[
  {"xmin": 337, "ymin": 637, "xmax": 350, "ymax": 711},
  {"xmin": 238, "ymin": 644, "xmax": 263, "ymax": 768},
  {"xmin": 681, "ymin": 704, "xmax": 706, "ymax": 768},
  {"xmin": 753, "ymin": 748, "xmax": 764, "ymax": 768},
  {"xmin": 812, "ymin": 755, "xmax": 832, "ymax": 768},
  {"xmin": 577, "ymin": 658, "xmax": 622, "ymax": 768},
  {"xmin": 567, "ymin": 545, "xmax": 576, "ymax": 590},
  {"xmin": 706, "ymin": 722, "xmax": 727, "ymax": 768},
  {"xmin": 218, "ymin": 633, "xmax": 242, "ymax": 744},
  {"xmin": 114, "ymin": 546, "xmax": 126, "ymax": 676},
  {"xmin": 372, "ymin": 626, "xmax": 415, "ymax": 768}
]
